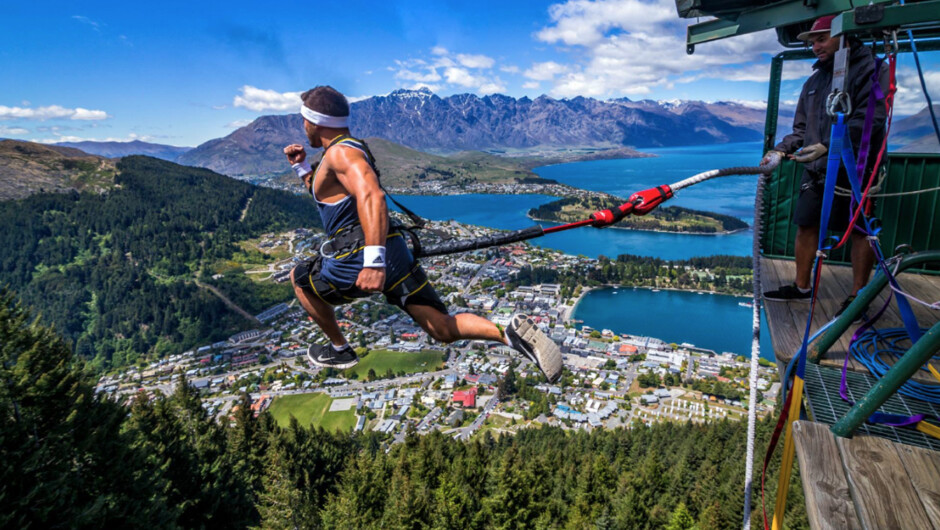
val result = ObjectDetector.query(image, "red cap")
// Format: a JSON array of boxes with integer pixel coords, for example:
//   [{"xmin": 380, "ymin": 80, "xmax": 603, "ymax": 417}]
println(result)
[{"xmin": 797, "ymin": 15, "xmax": 836, "ymax": 42}]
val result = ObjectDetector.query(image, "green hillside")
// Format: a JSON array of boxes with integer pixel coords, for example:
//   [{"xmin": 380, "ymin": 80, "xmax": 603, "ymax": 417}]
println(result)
[
  {"xmin": 0, "ymin": 154, "xmax": 320, "ymax": 370},
  {"xmin": 0, "ymin": 139, "xmax": 117, "ymax": 200},
  {"xmin": 269, "ymin": 137, "xmax": 544, "ymax": 192}
]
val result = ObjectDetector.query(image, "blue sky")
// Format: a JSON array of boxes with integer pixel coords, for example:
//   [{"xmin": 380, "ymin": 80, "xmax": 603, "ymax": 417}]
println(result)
[{"xmin": 2, "ymin": 0, "xmax": 937, "ymax": 147}]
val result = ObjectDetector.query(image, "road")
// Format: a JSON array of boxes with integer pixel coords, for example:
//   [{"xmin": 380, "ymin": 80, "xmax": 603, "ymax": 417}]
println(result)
[{"xmin": 193, "ymin": 280, "xmax": 260, "ymax": 324}]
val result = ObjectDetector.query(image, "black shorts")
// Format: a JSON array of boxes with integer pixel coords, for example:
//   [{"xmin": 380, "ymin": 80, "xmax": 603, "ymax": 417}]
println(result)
[
  {"xmin": 793, "ymin": 169, "xmax": 877, "ymax": 233},
  {"xmin": 291, "ymin": 255, "xmax": 448, "ymax": 314}
]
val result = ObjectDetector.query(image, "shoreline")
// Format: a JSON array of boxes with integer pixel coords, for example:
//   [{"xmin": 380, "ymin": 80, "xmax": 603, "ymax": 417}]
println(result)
[{"xmin": 527, "ymin": 214, "xmax": 748, "ymax": 236}]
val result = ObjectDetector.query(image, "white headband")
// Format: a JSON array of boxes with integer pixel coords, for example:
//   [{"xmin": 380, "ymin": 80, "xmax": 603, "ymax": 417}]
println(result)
[{"xmin": 300, "ymin": 105, "xmax": 349, "ymax": 128}]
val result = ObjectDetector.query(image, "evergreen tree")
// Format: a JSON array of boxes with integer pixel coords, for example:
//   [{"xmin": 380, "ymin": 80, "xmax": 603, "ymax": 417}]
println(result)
[
  {"xmin": 0, "ymin": 289, "xmax": 172, "ymax": 527},
  {"xmin": 667, "ymin": 502, "xmax": 695, "ymax": 530}
]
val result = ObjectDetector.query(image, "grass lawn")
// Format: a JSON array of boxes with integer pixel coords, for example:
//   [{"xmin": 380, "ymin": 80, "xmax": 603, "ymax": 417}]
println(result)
[
  {"xmin": 480, "ymin": 414, "xmax": 513, "ymax": 432},
  {"xmin": 344, "ymin": 349, "xmax": 444, "ymax": 380},
  {"xmin": 267, "ymin": 393, "xmax": 357, "ymax": 433}
]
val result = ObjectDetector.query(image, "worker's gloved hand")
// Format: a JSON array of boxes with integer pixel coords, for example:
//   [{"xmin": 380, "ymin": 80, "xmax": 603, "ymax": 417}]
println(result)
[
  {"xmin": 791, "ymin": 143, "xmax": 828, "ymax": 163},
  {"xmin": 761, "ymin": 150, "xmax": 784, "ymax": 166}
]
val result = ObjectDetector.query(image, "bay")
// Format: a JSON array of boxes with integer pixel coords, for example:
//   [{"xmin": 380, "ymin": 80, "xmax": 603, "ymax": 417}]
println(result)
[
  {"xmin": 572, "ymin": 287, "xmax": 775, "ymax": 361},
  {"xmin": 391, "ymin": 141, "xmax": 777, "ymax": 359},
  {"xmin": 393, "ymin": 142, "xmax": 765, "ymax": 260},
  {"xmin": 534, "ymin": 142, "xmax": 766, "ymax": 224},
  {"xmin": 392, "ymin": 193, "xmax": 755, "ymax": 260}
]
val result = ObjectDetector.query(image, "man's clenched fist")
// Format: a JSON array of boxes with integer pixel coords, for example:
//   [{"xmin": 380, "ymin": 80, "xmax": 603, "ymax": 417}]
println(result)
[
  {"xmin": 284, "ymin": 144, "xmax": 306, "ymax": 164},
  {"xmin": 356, "ymin": 268, "xmax": 385, "ymax": 292}
]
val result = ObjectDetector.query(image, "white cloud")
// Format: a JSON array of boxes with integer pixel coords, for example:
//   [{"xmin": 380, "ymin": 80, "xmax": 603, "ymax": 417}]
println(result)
[
  {"xmin": 72, "ymin": 15, "xmax": 102, "ymax": 32},
  {"xmin": 479, "ymin": 82, "xmax": 506, "ymax": 94},
  {"xmin": 501, "ymin": 65, "xmax": 520, "ymax": 74},
  {"xmin": 523, "ymin": 81, "xmax": 540, "ymax": 90},
  {"xmin": 392, "ymin": 48, "xmax": 505, "ymax": 95},
  {"xmin": 396, "ymin": 67, "xmax": 442, "ymax": 83},
  {"xmin": 725, "ymin": 99, "xmax": 767, "ymax": 110},
  {"xmin": 232, "ymin": 85, "xmax": 301, "ymax": 112},
  {"xmin": 0, "ymin": 104, "xmax": 109, "ymax": 121},
  {"xmin": 0, "ymin": 125, "xmax": 29, "ymax": 136},
  {"xmin": 535, "ymin": 0, "xmax": 791, "ymax": 98},
  {"xmin": 225, "ymin": 119, "xmax": 253, "ymax": 129},
  {"xmin": 893, "ymin": 67, "xmax": 940, "ymax": 116},
  {"xmin": 406, "ymin": 83, "xmax": 443, "ymax": 92},
  {"xmin": 456, "ymin": 53, "xmax": 495, "ymax": 69},
  {"xmin": 524, "ymin": 61, "xmax": 569, "ymax": 81},
  {"xmin": 444, "ymin": 67, "xmax": 480, "ymax": 87},
  {"xmin": 537, "ymin": 0, "xmax": 676, "ymax": 47}
]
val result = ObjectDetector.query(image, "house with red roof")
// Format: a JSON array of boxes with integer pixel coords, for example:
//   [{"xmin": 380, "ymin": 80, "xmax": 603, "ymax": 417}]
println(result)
[{"xmin": 452, "ymin": 387, "xmax": 477, "ymax": 408}]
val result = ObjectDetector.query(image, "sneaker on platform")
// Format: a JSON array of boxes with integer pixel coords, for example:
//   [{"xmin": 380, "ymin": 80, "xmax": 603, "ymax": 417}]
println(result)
[{"xmin": 763, "ymin": 283, "xmax": 812, "ymax": 302}]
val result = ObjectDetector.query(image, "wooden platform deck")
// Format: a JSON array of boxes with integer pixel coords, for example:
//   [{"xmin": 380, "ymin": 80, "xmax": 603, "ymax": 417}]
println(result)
[
  {"xmin": 760, "ymin": 257, "xmax": 940, "ymax": 382},
  {"xmin": 793, "ymin": 420, "xmax": 940, "ymax": 530}
]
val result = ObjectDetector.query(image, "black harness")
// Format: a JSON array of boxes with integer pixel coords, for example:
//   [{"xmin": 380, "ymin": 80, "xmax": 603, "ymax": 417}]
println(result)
[{"xmin": 299, "ymin": 135, "xmax": 433, "ymax": 306}]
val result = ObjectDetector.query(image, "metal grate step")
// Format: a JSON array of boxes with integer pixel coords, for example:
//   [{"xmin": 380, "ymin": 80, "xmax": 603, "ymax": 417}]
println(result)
[{"xmin": 802, "ymin": 362, "xmax": 940, "ymax": 451}]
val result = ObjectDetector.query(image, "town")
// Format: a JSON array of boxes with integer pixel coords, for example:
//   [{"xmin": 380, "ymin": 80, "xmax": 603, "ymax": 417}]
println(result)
[{"xmin": 97, "ymin": 220, "xmax": 779, "ymax": 443}]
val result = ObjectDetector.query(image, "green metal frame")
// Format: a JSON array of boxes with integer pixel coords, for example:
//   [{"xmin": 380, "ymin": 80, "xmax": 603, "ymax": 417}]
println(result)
[
  {"xmin": 797, "ymin": 250, "xmax": 940, "ymax": 437},
  {"xmin": 686, "ymin": 0, "xmax": 890, "ymax": 49},
  {"xmin": 808, "ymin": 250, "xmax": 940, "ymax": 362},
  {"xmin": 778, "ymin": 250, "xmax": 940, "ymax": 438},
  {"xmin": 684, "ymin": 0, "xmax": 940, "ymax": 50},
  {"xmin": 831, "ymin": 321, "xmax": 940, "ymax": 437}
]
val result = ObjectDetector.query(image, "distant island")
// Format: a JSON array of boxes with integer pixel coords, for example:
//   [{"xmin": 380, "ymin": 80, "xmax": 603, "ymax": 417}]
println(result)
[{"xmin": 528, "ymin": 195, "xmax": 749, "ymax": 234}]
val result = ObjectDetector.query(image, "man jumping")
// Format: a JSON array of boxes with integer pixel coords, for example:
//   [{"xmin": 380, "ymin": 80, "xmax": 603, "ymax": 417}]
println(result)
[{"xmin": 285, "ymin": 85, "xmax": 562, "ymax": 382}]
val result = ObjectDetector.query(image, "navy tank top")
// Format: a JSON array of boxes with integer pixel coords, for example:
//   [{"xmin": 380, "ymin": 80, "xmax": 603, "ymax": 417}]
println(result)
[{"xmin": 312, "ymin": 137, "xmax": 413, "ymax": 289}]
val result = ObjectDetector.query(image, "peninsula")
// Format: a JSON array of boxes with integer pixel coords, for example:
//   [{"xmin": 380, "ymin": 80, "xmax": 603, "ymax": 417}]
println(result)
[{"xmin": 528, "ymin": 195, "xmax": 750, "ymax": 234}]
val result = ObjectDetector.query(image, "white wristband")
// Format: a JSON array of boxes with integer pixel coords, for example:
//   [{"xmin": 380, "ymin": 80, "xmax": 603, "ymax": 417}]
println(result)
[
  {"xmin": 362, "ymin": 246, "xmax": 386, "ymax": 268},
  {"xmin": 292, "ymin": 161, "xmax": 313, "ymax": 178}
]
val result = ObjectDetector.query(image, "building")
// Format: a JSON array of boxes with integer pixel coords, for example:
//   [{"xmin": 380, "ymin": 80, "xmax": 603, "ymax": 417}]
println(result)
[{"xmin": 452, "ymin": 387, "xmax": 478, "ymax": 408}]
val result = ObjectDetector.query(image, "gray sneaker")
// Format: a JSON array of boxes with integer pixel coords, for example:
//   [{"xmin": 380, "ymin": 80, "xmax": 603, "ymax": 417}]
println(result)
[
  {"xmin": 307, "ymin": 343, "xmax": 359, "ymax": 369},
  {"xmin": 506, "ymin": 315, "xmax": 563, "ymax": 383}
]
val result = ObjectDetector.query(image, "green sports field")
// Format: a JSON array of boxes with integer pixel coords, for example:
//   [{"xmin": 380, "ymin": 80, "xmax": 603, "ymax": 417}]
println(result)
[
  {"xmin": 267, "ymin": 393, "xmax": 357, "ymax": 432},
  {"xmin": 343, "ymin": 349, "xmax": 445, "ymax": 380}
]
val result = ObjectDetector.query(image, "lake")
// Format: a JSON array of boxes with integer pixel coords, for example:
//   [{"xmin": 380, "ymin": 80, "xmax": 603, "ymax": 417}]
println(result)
[
  {"xmin": 572, "ymin": 287, "xmax": 774, "ymax": 360},
  {"xmin": 393, "ymin": 142, "xmax": 764, "ymax": 260},
  {"xmin": 391, "ymin": 141, "xmax": 778, "ymax": 358}
]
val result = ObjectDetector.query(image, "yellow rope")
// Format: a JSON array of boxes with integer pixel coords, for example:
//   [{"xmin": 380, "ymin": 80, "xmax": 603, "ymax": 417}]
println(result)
[{"xmin": 772, "ymin": 377, "xmax": 804, "ymax": 530}]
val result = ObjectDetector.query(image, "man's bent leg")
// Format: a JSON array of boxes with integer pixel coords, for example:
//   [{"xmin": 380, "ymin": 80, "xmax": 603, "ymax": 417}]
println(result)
[
  {"xmin": 290, "ymin": 268, "xmax": 347, "ymax": 347},
  {"xmin": 795, "ymin": 225, "xmax": 819, "ymax": 290},
  {"xmin": 405, "ymin": 304, "xmax": 563, "ymax": 382},
  {"xmin": 404, "ymin": 303, "xmax": 503, "ymax": 344},
  {"xmin": 849, "ymin": 231, "xmax": 875, "ymax": 295}
]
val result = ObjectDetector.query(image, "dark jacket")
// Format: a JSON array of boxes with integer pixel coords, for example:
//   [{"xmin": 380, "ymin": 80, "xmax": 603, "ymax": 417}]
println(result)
[{"xmin": 775, "ymin": 44, "xmax": 889, "ymax": 181}]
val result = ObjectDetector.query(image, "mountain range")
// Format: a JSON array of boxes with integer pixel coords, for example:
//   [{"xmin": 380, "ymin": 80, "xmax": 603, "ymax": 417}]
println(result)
[
  {"xmin": 7, "ymin": 90, "xmax": 932, "ymax": 182},
  {"xmin": 893, "ymin": 104, "xmax": 940, "ymax": 153},
  {"xmin": 53, "ymin": 139, "xmax": 191, "ymax": 161},
  {"xmin": 178, "ymin": 90, "xmax": 779, "ymax": 179}
]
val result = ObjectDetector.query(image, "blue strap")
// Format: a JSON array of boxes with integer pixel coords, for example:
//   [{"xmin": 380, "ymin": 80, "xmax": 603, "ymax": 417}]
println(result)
[{"xmin": 833, "ymin": 117, "xmax": 923, "ymax": 343}]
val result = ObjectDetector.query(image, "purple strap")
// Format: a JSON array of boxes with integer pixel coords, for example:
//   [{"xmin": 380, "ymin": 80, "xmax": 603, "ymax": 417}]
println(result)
[{"xmin": 854, "ymin": 57, "xmax": 885, "ymax": 193}]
